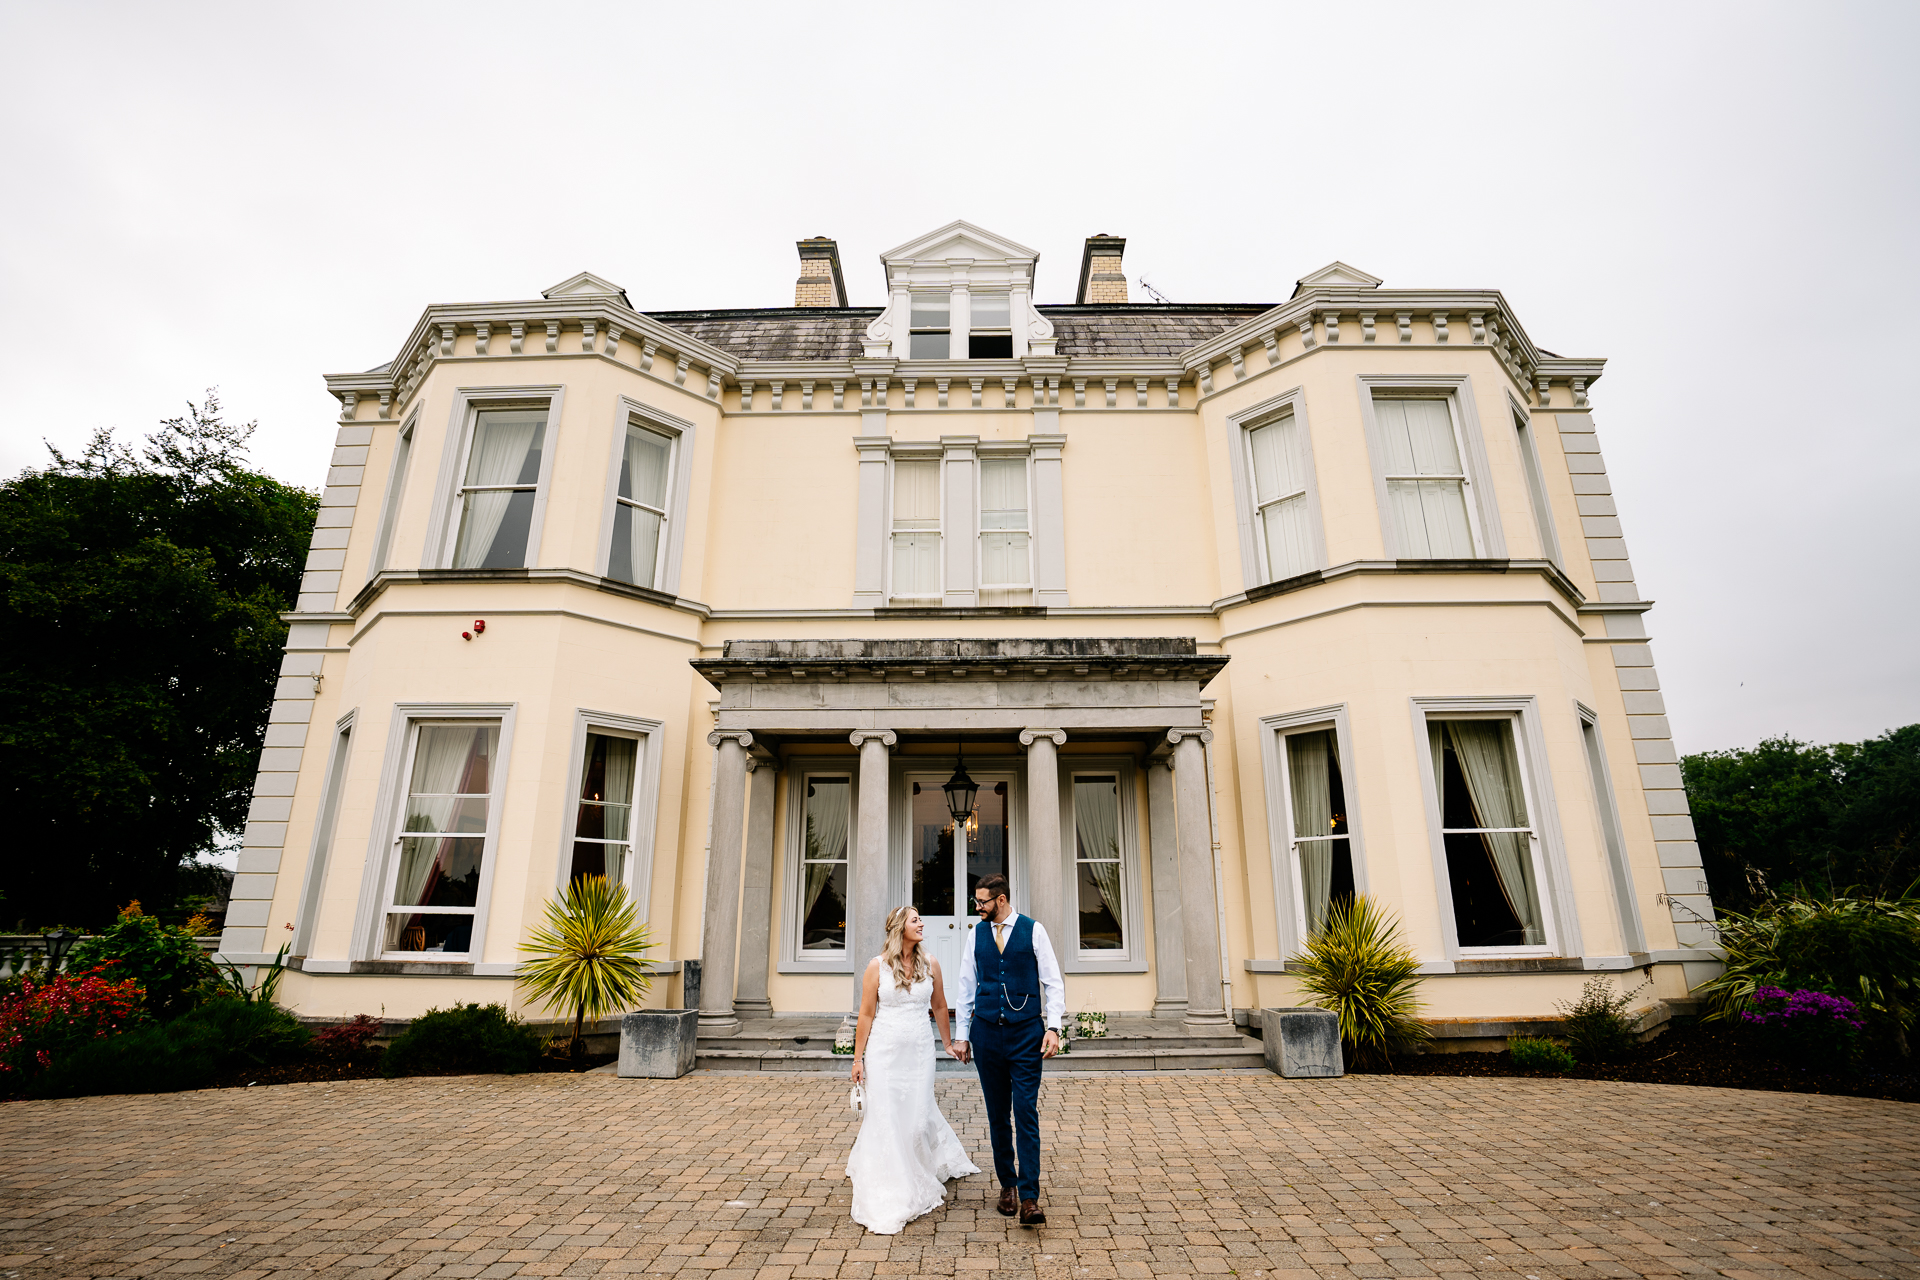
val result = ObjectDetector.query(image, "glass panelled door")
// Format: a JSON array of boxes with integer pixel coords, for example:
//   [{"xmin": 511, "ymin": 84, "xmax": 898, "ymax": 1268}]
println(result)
[{"xmin": 908, "ymin": 774, "xmax": 1012, "ymax": 981}]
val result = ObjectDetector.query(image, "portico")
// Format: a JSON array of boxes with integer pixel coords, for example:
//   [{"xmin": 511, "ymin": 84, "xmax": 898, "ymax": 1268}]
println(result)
[{"xmin": 689, "ymin": 638, "xmax": 1231, "ymax": 1033}]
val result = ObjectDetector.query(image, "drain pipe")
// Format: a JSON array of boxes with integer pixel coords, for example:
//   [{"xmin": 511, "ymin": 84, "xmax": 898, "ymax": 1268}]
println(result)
[{"xmin": 1200, "ymin": 699, "xmax": 1233, "ymax": 1023}]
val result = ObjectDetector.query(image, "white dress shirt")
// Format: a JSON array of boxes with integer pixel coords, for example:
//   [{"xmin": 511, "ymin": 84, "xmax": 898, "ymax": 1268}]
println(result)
[{"xmin": 953, "ymin": 913, "xmax": 1064, "ymax": 1042}]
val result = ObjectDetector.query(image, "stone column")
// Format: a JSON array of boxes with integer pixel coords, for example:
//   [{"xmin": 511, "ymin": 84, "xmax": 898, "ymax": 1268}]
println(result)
[
  {"xmin": 732, "ymin": 751, "xmax": 778, "ymax": 1018},
  {"xmin": 1145, "ymin": 750, "xmax": 1189, "ymax": 1018},
  {"xmin": 848, "ymin": 730, "xmax": 897, "ymax": 1014},
  {"xmin": 1020, "ymin": 729, "xmax": 1068, "ymax": 954},
  {"xmin": 698, "ymin": 731, "xmax": 753, "ymax": 1036},
  {"xmin": 1168, "ymin": 729, "xmax": 1229, "ymax": 1028}
]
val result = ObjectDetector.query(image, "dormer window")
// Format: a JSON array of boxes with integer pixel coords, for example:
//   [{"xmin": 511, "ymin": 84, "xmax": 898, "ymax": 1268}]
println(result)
[
  {"xmin": 909, "ymin": 296, "xmax": 950, "ymax": 359},
  {"xmin": 968, "ymin": 293, "xmax": 1012, "ymax": 359}
]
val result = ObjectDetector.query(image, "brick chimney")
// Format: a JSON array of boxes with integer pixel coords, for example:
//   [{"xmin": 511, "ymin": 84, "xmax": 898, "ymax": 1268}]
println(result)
[
  {"xmin": 1076, "ymin": 234, "xmax": 1128, "ymax": 303},
  {"xmin": 794, "ymin": 236, "xmax": 848, "ymax": 307}
]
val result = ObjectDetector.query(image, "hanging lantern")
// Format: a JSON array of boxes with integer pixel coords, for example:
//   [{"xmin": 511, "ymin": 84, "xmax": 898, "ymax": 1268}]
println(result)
[{"xmin": 942, "ymin": 742, "xmax": 979, "ymax": 828}]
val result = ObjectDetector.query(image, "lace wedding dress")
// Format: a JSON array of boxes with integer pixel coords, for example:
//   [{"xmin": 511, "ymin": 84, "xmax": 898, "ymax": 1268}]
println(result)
[{"xmin": 846, "ymin": 963, "xmax": 979, "ymax": 1234}]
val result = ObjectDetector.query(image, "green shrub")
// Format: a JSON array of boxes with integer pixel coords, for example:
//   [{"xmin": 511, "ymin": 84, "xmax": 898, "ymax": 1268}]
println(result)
[
  {"xmin": 380, "ymin": 1003, "xmax": 544, "ymax": 1078},
  {"xmin": 66, "ymin": 904, "xmax": 218, "ymax": 1020},
  {"xmin": 1509, "ymin": 1035, "xmax": 1576, "ymax": 1072},
  {"xmin": 28, "ymin": 996, "xmax": 310, "ymax": 1098},
  {"xmin": 1555, "ymin": 976, "xmax": 1646, "ymax": 1062},
  {"xmin": 1290, "ymin": 894, "xmax": 1430, "ymax": 1066},
  {"xmin": 1699, "ymin": 893, "xmax": 1920, "ymax": 1056}
]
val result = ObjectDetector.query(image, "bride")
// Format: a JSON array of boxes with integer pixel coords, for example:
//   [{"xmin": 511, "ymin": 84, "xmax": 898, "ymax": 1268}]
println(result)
[{"xmin": 846, "ymin": 906, "xmax": 980, "ymax": 1233}]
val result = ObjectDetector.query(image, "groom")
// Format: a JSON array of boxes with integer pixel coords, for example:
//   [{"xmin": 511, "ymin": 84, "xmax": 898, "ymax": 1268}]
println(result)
[{"xmin": 949, "ymin": 873, "xmax": 1064, "ymax": 1226}]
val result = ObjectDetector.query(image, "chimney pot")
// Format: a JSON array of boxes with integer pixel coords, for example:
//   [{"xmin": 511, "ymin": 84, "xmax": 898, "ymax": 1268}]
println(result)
[
  {"xmin": 794, "ymin": 236, "xmax": 848, "ymax": 308},
  {"xmin": 1077, "ymin": 234, "xmax": 1128, "ymax": 304}
]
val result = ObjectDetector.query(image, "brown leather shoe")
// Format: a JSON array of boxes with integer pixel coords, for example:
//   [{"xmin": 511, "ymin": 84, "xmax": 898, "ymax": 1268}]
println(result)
[
  {"xmin": 996, "ymin": 1186, "xmax": 1017, "ymax": 1216},
  {"xmin": 1019, "ymin": 1198, "xmax": 1046, "ymax": 1226}
]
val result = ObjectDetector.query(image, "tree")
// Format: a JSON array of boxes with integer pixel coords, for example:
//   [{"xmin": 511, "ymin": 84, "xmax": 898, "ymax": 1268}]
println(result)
[
  {"xmin": 0, "ymin": 394, "xmax": 317, "ymax": 927},
  {"xmin": 1683, "ymin": 725, "xmax": 1920, "ymax": 909}
]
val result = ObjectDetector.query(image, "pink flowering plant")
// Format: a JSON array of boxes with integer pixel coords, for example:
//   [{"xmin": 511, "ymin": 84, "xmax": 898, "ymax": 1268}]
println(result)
[
  {"xmin": 0, "ymin": 967, "xmax": 146, "ymax": 1090},
  {"xmin": 1741, "ymin": 986, "xmax": 1864, "ymax": 1065}
]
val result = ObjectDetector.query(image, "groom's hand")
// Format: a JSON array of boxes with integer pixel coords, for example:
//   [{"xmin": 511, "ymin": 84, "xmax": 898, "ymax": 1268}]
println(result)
[
  {"xmin": 949, "ymin": 1040, "xmax": 970, "ymax": 1062},
  {"xmin": 1042, "ymin": 1029, "xmax": 1061, "ymax": 1059}
]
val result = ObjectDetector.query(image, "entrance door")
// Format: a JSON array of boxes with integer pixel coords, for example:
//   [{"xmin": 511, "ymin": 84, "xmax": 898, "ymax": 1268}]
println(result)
[{"xmin": 907, "ymin": 774, "xmax": 1013, "ymax": 984}]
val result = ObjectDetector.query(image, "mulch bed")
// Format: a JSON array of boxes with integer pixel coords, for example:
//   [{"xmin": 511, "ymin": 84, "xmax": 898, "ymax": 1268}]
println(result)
[
  {"xmin": 1350, "ymin": 1022, "xmax": 1920, "ymax": 1104},
  {"xmin": 206, "ymin": 1049, "xmax": 617, "ymax": 1090}
]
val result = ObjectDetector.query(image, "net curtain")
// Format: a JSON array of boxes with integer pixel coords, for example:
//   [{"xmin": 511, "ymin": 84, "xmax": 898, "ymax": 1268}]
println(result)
[
  {"xmin": 803, "ymin": 779, "xmax": 851, "ymax": 930},
  {"xmin": 1072, "ymin": 778, "xmax": 1124, "ymax": 932},
  {"xmin": 1287, "ymin": 731, "xmax": 1335, "ymax": 935},
  {"xmin": 455, "ymin": 411, "xmax": 545, "ymax": 567},
  {"xmin": 395, "ymin": 724, "xmax": 496, "ymax": 908}
]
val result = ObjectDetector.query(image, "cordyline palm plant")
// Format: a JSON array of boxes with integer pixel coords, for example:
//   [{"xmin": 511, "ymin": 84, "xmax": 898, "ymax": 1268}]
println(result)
[
  {"xmin": 516, "ymin": 875, "xmax": 654, "ymax": 1064},
  {"xmin": 1290, "ymin": 894, "xmax": 1430, "ymax": 1068}
]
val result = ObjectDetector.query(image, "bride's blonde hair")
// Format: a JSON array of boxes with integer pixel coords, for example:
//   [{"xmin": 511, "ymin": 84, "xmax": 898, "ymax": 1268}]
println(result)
[{"xmin": 881, "ymin": 905, "xmax": 930, "ymax": 989}]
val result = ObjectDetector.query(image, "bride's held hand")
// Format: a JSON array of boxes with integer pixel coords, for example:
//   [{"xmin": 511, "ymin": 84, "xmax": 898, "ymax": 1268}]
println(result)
[{"xmin": 850, "ymin": 1058, "xmax": 864, "ymax": 1084}]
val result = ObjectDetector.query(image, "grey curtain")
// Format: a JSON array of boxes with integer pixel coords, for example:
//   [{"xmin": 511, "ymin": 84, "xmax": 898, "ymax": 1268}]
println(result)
[
  {"xmin": 1287, "ymin": 731, "xmax": 1335, "ymax": 935},
  {"xmin": 1437, "ymin": 720, "xmax": 1542, "ymax": 944}
]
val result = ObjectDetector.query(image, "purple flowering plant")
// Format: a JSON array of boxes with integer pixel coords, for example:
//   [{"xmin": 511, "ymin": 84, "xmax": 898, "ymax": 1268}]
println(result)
[{"xmin": 1741, "ymin": 986, "xmax": 1863, "ymax": 1065}]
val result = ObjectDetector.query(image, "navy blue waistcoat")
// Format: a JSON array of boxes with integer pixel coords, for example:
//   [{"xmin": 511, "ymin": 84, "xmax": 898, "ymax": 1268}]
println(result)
[{"xmin": 974, "ymin": 913, "xmax": 1042, "ymax": 1024}]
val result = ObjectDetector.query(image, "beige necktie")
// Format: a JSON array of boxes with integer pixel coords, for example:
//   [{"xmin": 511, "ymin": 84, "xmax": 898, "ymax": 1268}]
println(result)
[{"xmin": 994, "ymin": 921, "xmax": 1008, "ymax": 953}]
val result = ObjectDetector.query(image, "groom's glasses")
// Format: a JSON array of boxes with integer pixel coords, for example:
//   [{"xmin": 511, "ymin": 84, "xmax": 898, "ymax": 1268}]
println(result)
[{"xmin": 973, "ymin": 896, "xmax": 997, "ymax": 913}]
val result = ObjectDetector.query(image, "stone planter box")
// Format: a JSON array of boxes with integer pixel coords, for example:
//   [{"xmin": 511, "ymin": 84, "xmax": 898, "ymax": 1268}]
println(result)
[
  {"xmin": 1261, "ymin": 1007, "xmax": 1344, "ymax": 1078},
  {"xmin": 618, "ymin": 1009, "xmax": 699, "ymax": 1079}
]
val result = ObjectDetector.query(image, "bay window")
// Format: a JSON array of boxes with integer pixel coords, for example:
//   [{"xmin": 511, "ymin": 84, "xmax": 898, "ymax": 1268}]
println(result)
[
  {"xmin": 608, "ymin": 421, "xmax": 672, "ymax": 589},
  {"xmin": 453, "ymin": 408, "xmax": 547, "ymax": 568},
  {"xmin": 1429, "ymin": 717, "xmax": 1546, "ymax": 948},
  {"xmin": 384, "ymin": 721, "xmax": 500, "ymax": 955},
  {"xmin": 1375, "ymin": 396, "xmax": 1474, "ymax": 558},
  {"xmin": 1284, "ymin": 729, "xmax": 1355, "ymax": 937},
  {"xmin": 569, "ymin": 732, "xmax": 637, "ymax": 884},
  {"xmin": 1246, "ymin": 411, "xmax": 1314, "ymax": 582}
]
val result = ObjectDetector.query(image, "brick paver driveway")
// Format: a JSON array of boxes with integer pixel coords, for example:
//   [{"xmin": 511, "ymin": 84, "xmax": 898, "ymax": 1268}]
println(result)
[{"xmin": 2, "ymin": 1071, "xmax": 1915, "ymax": 1279}]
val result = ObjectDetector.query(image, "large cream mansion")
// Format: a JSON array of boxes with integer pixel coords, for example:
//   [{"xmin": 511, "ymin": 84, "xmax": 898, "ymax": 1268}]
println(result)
[{"xmin": 222, "ymin": 222, "xmax": 1720, "ymax": 1044}]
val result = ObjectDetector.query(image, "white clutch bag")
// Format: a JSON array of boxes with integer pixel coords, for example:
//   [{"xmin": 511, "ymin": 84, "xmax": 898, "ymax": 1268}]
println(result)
[{"xmin": 849, "ymin": 1082, "xmax": 865, "ymax": 1114}]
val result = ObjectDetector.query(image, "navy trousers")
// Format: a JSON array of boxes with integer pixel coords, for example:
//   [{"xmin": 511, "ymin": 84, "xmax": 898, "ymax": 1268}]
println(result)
[{"xmin": 971, "ymin": 1015, "xmax": 1044, "ymax": 1200}]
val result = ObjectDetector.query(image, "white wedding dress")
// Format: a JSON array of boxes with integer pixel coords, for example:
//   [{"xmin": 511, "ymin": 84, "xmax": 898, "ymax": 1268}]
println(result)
[{"xmin": 846, "ymin": 962, "xmax": 979, "ymax": 1234}]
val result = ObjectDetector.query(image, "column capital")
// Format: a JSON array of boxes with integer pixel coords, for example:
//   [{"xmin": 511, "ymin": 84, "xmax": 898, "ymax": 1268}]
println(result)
[
  {"xmin": 1165, "ymin": 728, "xmax": 1213, "ymax": 748},
  {"xmin": 707, "ymin": 730, "xmax": 754, "ymax": 750},
  {"xmin": 848, "ymin": 729, "xmax": 898, "ymax": 749},
  {"xmin": 1018, "ymin": 728, "xmax": 1067, "ymax": 747}
]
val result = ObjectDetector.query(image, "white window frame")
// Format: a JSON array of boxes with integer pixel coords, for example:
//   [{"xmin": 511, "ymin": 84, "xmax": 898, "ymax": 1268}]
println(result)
[
  {"xmin": 779, "ymin": 763, "xmax": 863, "ymax": 973},
  {"xmin": 907, "ymin": 291, "xmax": 952, "ymax": 360},
  {"xmin": 556, "ymin": 710, "xmax": 666, "ymax": 910},
  {"xmin": 886, "ymin": 447, "xmax": 945, "ymax": 602},
  {"xmin": 1358, "ymin": 375, "xmax": 1506, "ymax": 560},
  {"xmin": 976, "ymin": 448, "xmax": 1034, "ymax": 603},
  {"xmin": 1225, "ymin": 388, "xmax": 1329, "ymax": 590},
  {"xmin": 290, "ymin": 709, "xmax": 355, "ymax": 959},
  {"xmin": 369, "ymin": 411, "xmax": 418, "ymax": 574},
  {"xmin": 1576, "ymin": 701, "xmax": 1646, "ymax": 955},
  {"xmin": 964, "ymin": 290, "xmax": 1013, "ymax": 359},
  {"xmin": 1258, "ymin": 705, "xmax": 1369, "ymax": 958},
  {"xmin": 351, "ymin": 702, "xmax": 518, "ymax": 967},
  {"xmin": 422, "ymin": 385, "xmax": 565, "ymax": 570},
  {"xmin": 1507, "ymin": 392, "xmax": 1563, "ymax": 565},
  {"xmin": 1409, "ymin": 695, "xmax": 1581, "ymax": 961},
  {"xmin": 595, "ymin": 397, "xmax": 696, "ymax": 596},
  {"xmin": 1057, "ymin": 757, "xmax": 1146, "ymax": 972}
]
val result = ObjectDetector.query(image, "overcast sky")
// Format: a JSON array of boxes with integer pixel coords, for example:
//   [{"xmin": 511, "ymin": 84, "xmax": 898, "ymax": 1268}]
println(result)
[{"xmin": 2, "ymin": 2, "xmax": 1914, "ymax": 758}]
